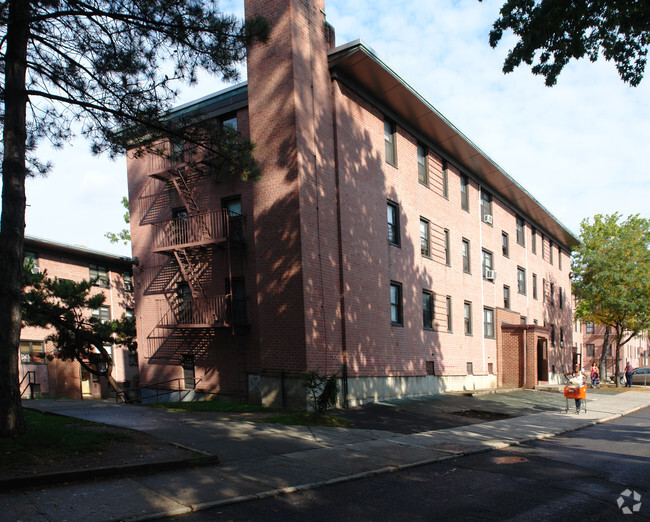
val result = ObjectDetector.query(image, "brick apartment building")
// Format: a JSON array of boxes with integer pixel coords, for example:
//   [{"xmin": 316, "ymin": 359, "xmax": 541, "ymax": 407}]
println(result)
[
  {"xmin": 126, "ymin": 0, "xmax": 579, "ymax": 408},
  {"xmin": 20, "ymin": 236, "xmax": 136, "ymax": 399},
  {"xmin": 573, "ymin": 319, "xmax": 648, "ymax": 380}
]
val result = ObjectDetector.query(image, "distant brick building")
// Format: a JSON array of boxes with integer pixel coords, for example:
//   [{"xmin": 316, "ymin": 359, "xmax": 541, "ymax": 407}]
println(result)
[
  {"xmin": 126, "ymin": 0, "xmax": 579, "ymax": 408},
  {"xmin": 20, "ymin": 236, "xmax": 136, "ymax": 399},
  {"xmin": 573, "ymin": 318, "xmax": 648, "ymax": 379}
]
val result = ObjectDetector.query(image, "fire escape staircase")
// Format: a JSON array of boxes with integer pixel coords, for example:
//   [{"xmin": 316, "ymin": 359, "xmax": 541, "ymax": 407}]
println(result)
[{"xmin": 146, "ymin": 161, "xmax": 233, "ymax": 336}]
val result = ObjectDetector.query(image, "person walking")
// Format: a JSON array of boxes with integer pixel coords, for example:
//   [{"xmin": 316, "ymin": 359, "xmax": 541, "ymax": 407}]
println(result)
[
  {"xmin": 590, "ymin": 362, "xmax": 600, "ymax": 388},
  {"xmin": 565, "ymin": 364, "xmax": 587, "ymax": 413},
  {"xmin": 625, "ymin": 361, "xmax": 634, "ymax": 387}
]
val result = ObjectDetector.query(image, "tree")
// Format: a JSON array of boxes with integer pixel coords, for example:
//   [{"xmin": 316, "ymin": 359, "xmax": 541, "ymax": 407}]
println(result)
[
  {"xmin": 22, "ymin": 263, "xmax": 137, "ymax": 396},
  {"xmin": 487, "ymin": 0, "xmax": 650, "ymax": 86},
  {"xmin": 105, "ymin": 196, "xmax": 131, "ymax": 246},
  {"xmin": 0, "ymin": 1, "xmax": 268, "ymax": 437},
  {"xmin": 571, "ymin": 213, "xmax": 650, "ymax": 387}
]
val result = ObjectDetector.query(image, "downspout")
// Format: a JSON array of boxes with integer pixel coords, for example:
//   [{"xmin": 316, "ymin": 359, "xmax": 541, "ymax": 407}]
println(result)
[
  {"xmin": 331, "ymin": 78, "xmax": 348, "ymax": 408},
  {"xmin": 478, "ymin": 185, "xmax": 486, "ymax": 376}
]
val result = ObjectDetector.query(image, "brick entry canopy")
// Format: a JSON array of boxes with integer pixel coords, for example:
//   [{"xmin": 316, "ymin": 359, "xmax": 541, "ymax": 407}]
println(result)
[{"xmin": 497, "ymin": 309, "xmax": 550, "ymax": 389}]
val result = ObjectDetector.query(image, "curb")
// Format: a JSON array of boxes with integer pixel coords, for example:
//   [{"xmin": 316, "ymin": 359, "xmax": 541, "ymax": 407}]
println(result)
[
  {"xmin": 0, "ymin": 454, "xmax": 220, "ymax": 492},
  {"xmin": 128, "ymin": 399, "xmax": 650, "ymax": 521}
]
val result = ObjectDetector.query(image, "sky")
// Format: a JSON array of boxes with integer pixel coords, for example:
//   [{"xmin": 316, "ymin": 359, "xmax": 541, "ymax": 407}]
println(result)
[{"xmin": 18, "ymin": 0, "xmax": 650, "ymax": 258}]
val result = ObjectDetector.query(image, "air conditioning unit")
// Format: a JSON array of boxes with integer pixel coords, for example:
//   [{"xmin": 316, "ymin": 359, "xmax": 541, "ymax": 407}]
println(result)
[
  {"xmin": 560, "ymin": 341, "xmax": 565, "ymax": 348},
  {"xmin": 484, "ymin": 269, "xmax": 496, "ymax": 280},
  {"xmin": 31, "ymin": 266, "xmax": 40, "ymax": 274},
  {"xmin": 483, "ymin": 214, "xmax": 493, "ymax": 225}
]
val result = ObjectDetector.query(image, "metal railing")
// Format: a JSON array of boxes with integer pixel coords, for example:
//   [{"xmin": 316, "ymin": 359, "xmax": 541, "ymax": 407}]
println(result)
[
  {"xmin": 151, "ymin": 209, "xmax": 245, "ymax": 250},
  {"xmin": 115, "ymin": 377, "xmax": 202, "ymax": 404},
  {"xmin": 19, "ymin": 371, "xmax": 38, "ymax": 398},
  {"xmin": 156, "ymin": 295, "xmax": 230, "ymax": 327}
]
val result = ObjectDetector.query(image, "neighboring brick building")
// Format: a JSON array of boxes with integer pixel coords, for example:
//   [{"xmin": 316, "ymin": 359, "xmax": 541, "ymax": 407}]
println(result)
[
  {"xmin": 573, "ymin": 318, "xmax": 648, "ymax": 380},
  {"xmin": 126, "ymin": 0, "xmax": 579, "ymax": 408},
  {"xmin": 20, "ymin": 236, "xmax": 136, "ymax": 399}
]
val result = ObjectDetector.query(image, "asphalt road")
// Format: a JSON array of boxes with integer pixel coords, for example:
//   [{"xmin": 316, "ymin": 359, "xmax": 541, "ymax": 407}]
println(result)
[{"xmin": 156, "ymin": 406, "xmax": 650, "ymax": 521}]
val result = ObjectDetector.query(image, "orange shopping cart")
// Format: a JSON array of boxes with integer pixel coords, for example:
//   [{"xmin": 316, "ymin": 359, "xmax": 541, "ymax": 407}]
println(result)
[{"xmin": 564, "ymin": 385, "xmax": 587, "ymax": 413}]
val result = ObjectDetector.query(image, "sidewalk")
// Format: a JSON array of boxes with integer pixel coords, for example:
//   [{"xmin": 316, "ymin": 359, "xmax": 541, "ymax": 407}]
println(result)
[{"xmin": 2, "ymin": 389, "xmax": 649, "ymax": 521}]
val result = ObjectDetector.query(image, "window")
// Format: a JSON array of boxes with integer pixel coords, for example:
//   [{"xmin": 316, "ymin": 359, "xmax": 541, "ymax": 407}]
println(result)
[
  {"xmin": 462, "ymin": 238, "xmax": 471, "ymax": 273},
  {"xmin": 549, "ymin": 240, "xmax": 554, "ymax": 264},
  {"xmin": 417, "ymin": 143, "xmax": 428, "ymax": 185},
  {"xmin": 503, "ymin": 285, "xmax": 510, "ymax": 309},
  {"xmin": 533, "ymin": 273, "xmax": 538, "ymax": 299},
  {"xmin": 517, "ymin": 267, "xmax": 526, "ymax": 295},
  {"xmin": 181, "ymin": 355, "xmax": 196, "ymax": 390},
  {"xmin": 559, "ymin": 287, "xmax": 563, "ymax": 309},
  {"xmin": 422, "ymin": 290, "xmax": 434, "ymax": 330},
  {"xmin": 516, "ymin": 216, "xmax": 525, "ymax": 246},
  {"xmin": 549, "ymin": 282, "xmax": 555, "ymax": 306},
  {"xmin": 560, "ymin": 327, "xmax": 565, "ymax": 347},
  {"xmin": 92, "ymin": 306, "xmax": 111, "ymax": 323},
  {"xmin": 384, "ymin": 119, "xmax": 396, "ymax": 165},
  {"xmin": 170, "ymin": 138, "xmax": 185, "ymax": 164},
  {"xmin": 24, "ymin": 251, "xmax": 39, "ymax": 272},
  {"xmin": 484, "ymin": 307, "xmax": 495, "ymax": 338},
  {"xmin": 89, "ymin": 264, "xmax": 109, "ymax": 288},
  {"xmin": 442, "ymin": 160, "xmax": 449, "ymax": 199},
  {"xmin": 446, "ymin": 296, "xmax": 452, "ymax": 332},
  {"xmin": 460, "ymin": 175, "xmax": 469, "ymax": 211},
  {"xmin": 551, "ymin": 324, "xmax": 556, "ymax": 347},
  {"xmin": 531, "ymin": 227, "xmax": 537, "ymax": 254},
  {"xmin": 444, "ymin": 229, "xmax": 451, "ymax": 265},
  {"xmin": 464, "ymin": 302, "xmax": 472, "ymax": 335},
  {"xmin": 221, "ymin": 114, "xmax": 238, "ymax": 131},
  {"xmin": 387, "ymin": 201, "xmax": 400, "ymax": 246},
  {"xmin": 502, "ymin": 232, "xmax": 509, "ymax": 257},
  {"xmin": 390, "ymin": 282, "xmax": 403, "ymax": 326},
  {"xmin": 467, "ymin": 362, "xmax": 474, "ymax": 375},
  {"xmin": 123, "ymin": 272, "xmax": 133, "ymax": 292},
  {"xmin": 521, "ymin": 316, "xmax": 527, "ymax": 324},
  {"xmin": 559, "ymin": 249, "xmax": 563, "ymax": 270},
  {"xmin": 586, "ymin": 322, "xmax": 594, "ymax": 334},
  {"xmin": 20, "ymin": 340, "xmax": 45, "ymax": 364},
  {"xmin": 482, "ymin": 249, "xmax": 494, "ymax": 280},
  {"xmin": 586, "ymin": 344, "xmax": 595, "ymax": 357},
  {"xmin": 223, "ymin": 196, "xmax": 244, "ymax": 239},
  {"xmin": 420, "ymin": 218, "xmax": 431, "ymax": 257},
  {"xmin": 223, "ymin": 197, "xmax": 242, "ymax": 216},
  {"xmin": 481, "ymin": 191, "xmax": 492, "ymax": 222},
  {"xmin": 226, "ymin": 277, "xmax": 247, "ymax": 324}
]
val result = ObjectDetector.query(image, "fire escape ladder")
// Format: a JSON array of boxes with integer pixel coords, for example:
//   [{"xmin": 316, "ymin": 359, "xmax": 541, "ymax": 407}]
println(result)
[
  {"xmin": 169, "ymin": 167, "xmax": 212, "ymax": 242},
  {"xmin": 173, "ymin": 248, "xmax": 205, "ymax": 300},
  {"xmin": 170, "ymin": 168, "xmax": 200, "ymax": 215}
]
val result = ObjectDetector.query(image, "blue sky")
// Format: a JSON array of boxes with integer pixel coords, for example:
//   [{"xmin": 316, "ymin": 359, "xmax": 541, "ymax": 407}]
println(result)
[{"xmin": 21, "ymin": 0, "xmax": 650, "ymax": 257}]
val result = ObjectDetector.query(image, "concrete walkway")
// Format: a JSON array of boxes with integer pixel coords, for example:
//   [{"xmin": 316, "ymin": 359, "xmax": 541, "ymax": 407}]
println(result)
[{"xmin": 2, "ymin": 390, "xmax": 649, "ymax": 521}]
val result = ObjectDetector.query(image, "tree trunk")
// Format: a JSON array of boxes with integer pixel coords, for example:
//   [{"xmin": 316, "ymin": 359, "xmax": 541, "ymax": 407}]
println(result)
[
  {"xmin": 614, "ymin": 331, "xmax": 622, "ymax": 389},
  {"xmin": 0, "ymin": 0, "xmax": 30, "ymax": 438},
  {"xmin": 599, "ymin": 328, "xmax": 610, "ymax": 383}
]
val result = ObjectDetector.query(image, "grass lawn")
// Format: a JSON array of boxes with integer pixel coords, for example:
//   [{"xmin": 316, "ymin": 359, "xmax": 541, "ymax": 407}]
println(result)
[
  {"xmin": 0, "ymin": 410, "xmax": 131, "ymax": 470},
  {"xmin": 146, "ymin": 400, "xmax": 350, "ymax": 426}
]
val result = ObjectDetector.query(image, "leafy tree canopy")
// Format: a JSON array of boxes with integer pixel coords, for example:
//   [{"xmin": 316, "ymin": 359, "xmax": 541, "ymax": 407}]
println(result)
[
  {"xmin": 571, "ymin": 213, "xmax": 650, "ymax": 383},
  {"xmin": 487, "ymin": 0, "xmax": 650, "ymax": 86}
]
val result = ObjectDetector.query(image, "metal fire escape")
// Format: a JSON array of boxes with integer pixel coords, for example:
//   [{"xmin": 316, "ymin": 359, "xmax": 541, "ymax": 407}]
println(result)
[{"xmin": 138, "ymin": 145, "xmax": 245, "ymax": 362}]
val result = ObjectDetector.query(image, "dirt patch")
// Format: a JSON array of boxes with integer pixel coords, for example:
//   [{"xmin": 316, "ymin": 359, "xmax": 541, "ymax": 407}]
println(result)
[{"xmin": 448, "ymin": 409, "xmax": 513, "ymax": 421}]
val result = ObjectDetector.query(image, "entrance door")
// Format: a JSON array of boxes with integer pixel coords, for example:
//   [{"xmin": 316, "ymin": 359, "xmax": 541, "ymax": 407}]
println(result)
[
  {"xmin": 81, "ymin": 369, "xmax": 92, "ymax": 396},
  {"xmin": 181, "ymin": 355, "xmax": 195, "ymax": 390},
  {"xmin": 537, "ymin": 338, "xmax": 548, "ymax": 382}
]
